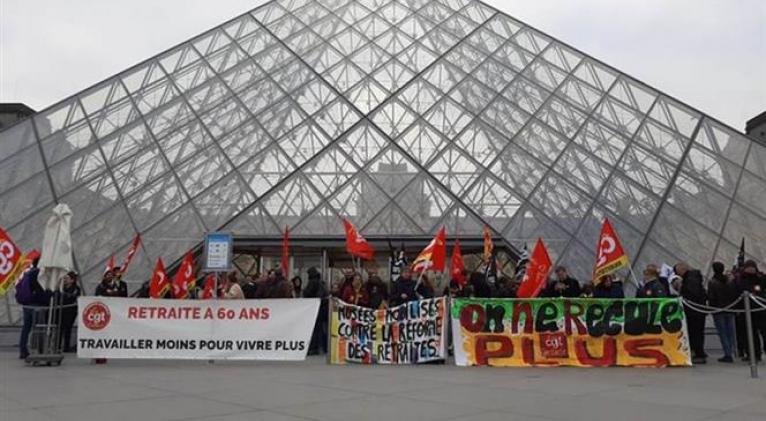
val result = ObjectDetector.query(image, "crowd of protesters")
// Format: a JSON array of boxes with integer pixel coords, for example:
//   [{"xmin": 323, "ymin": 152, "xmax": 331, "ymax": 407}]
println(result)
[{"xmin": 14, "ymin": 254, "xmax": 766, "ymax": 364}]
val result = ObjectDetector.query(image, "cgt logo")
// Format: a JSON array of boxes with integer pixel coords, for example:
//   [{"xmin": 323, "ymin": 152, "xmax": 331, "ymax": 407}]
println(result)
[
  {"xmin": 539, "ymin": 333, "xmax": 569, "ymax": 358},
  {"xmin": 82, "ymin": 302, "xmax": 111, "ymax": 331}
]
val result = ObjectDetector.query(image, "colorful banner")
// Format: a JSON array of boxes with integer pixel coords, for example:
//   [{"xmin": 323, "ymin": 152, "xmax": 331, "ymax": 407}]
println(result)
[
  {"xmin": 77, "ymin": 297, "xmax": 320, "ymax": 360},
  {"xmin": 0, "ymin": 228, "xmax": 25, "ymax": 296},
  {"xmin": 452, "ymin": 298, "xmax": 691, "ymax": 367},
  {"xmin": 330, "ymin": 297, "xmax": 447, "ymax": 364}
]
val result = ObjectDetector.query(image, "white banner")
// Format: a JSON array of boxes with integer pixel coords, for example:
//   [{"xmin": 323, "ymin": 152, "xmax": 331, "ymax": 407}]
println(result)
[{"xmin": 77, "ymin": 297, "xmax": 320, "ymax": 360}]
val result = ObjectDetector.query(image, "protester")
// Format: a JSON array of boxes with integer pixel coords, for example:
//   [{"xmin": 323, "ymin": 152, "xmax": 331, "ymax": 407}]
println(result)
[
  {"xmin": 255, "ymin": 269, "xmax": 292, "ymax": 299},
  {"xmin": 220, "ymin": 271, "xmax": 244, "ymax": 299},
  {"xmin": 469, "ymin": 272, "xmax": 493, "ymax": 298},
  {"xmin": 342, "ymin": 273, "xmax": 369, "ymax": 307},
  {"xmin": 707, "ymin": 262, "xmax": 738, "ymax": 363},
  {"xmin": 56, "ymin": 271, "xmax": 81, "ymax": 353},
  {"xmin": 737, "ymin": 260, "xmax": 766, "ymax": 362},
  {"xmin": 675, "ymin": 262, "xmax": 708, "ymax": 364},
  {"xmin": 593, "ymin": 275, "xmax": 624, "ymax": 299},
  {"xmin": 291, "ymin": 276, "xmax": 302, "ymax": 298},
  {"xmin": 330, "ymin": 277, "xmax": 344, "ymax": 299},
  {"xmin": 416, "ymin": 274, "xmax": 435, "ymax": 299},
  {"xmin": 242, "ymin": 275, "xmax": 259, "ymax": 299},
  {"xmin": 543, "ymin": 266, "xmax": 581, "ymax": 298},
  {"xmin": 637, "ymin": 265, "xmax": 670, "ymax": 298},
  {"xmin": 366, "ymin": 274, "xmax": 388, "ymax": 310},
  {"xmin": 95, "ymin": 268, "xmax": 128, "ymax": 297},
  {"xmin": 15, "ymin": 257, "xmax": 48, "ymax": 359},
  {"xmin": 495, "ymin": 276, "xmax": 518, "ymax": 298},
  {"xmin": 390, "ymin": 268, "xmax": 418, "ymax": 306},
  {"xmin": 339, "ymin": 269, "xmax": 355, "ymax": 299},
  {"xmin": 303, "ymin": 267, "xmax": 327, "ymax": 355}
]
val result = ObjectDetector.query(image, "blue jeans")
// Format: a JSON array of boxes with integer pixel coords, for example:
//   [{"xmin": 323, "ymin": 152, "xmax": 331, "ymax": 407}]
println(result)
[
  {"xmin": 713, "ymin": 313, "xmax": 736, "ymax": 358},
  {"xmin": 19, "ymin": 307, "xmax": 34, "ymax": 357}
]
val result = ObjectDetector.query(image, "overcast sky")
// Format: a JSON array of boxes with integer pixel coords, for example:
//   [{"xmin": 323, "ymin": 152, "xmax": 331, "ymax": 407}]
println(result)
[{"xmin": 1, "ymin": 0, "xmax": 764, "ymax": 131}]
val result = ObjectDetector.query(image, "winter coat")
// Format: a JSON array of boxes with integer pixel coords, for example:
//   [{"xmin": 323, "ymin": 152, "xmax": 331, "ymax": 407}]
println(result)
[
  {"xmin": 416, "ymin": 283, "xmax": 434, "ymax": 299},
  {"xmin": 95, "ymin": 280, "xmax": 128, "ymax": 297},
  {"xmin": 15, "ymin": 267, "xmax": 50, "ymax": 306},
  {"xmin": 680, "ymin": 269, "xmax": 707, "ymax": 305},
  {"xmin": 366, "ymin": 277, "xmax": 388, "ymax": 309},
  {"xmin": 593, "ymin": 282, "xmax": 624, "ymax": 299},
  {"xmin": 390, "ymin": 277, "xmax": 418, "ymax": 306},
  {"xmin": 342, "ymin": 287, "xmax": 370, "ymax": 307},
  {"xmin": 707, "ymin": 274, "xmax": 739, "ymax": 311},
  {"xmin": 637, "ymin": 278, "xmax": 670, "ymax": 298},
  {"xmin": 543, "ymin": 277, "xmax": 582, "ymax": 298}
]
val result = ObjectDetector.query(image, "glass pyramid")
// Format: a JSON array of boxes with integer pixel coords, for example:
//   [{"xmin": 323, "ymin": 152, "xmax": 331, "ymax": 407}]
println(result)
[{"xmin": 2, "ymin": 0, "xmax": 765, "ymax": 304}]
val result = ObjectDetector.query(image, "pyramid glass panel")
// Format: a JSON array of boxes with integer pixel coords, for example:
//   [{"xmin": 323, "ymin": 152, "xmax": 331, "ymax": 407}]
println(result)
[{"xmin": 1, "ymin": 0, "xmax": 764, "ymax": 317}]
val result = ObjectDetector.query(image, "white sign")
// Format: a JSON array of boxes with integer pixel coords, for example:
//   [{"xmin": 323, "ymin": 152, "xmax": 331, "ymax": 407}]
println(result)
[
  {"xmin": 203, "ymin": 232, "xmax": 232, "ymax": 271},
  {"xmin": 77, "ymin": 297, "xmax": 320, "ymax": 360}
]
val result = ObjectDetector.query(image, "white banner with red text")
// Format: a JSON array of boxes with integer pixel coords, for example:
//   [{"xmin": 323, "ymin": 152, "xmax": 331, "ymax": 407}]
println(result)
[{"xmin": 77, "ymin": 297, "xmax": 320, "ymax": 360}]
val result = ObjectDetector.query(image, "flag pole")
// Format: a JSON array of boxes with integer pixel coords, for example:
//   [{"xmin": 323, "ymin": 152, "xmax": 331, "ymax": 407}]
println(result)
[{"xmin": 627, "ymin": 266, "xmax": 641, "ymax": 290}]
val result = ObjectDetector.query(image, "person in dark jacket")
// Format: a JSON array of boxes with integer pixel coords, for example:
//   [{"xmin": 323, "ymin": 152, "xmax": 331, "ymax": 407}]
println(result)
[
  {"xmin": 390, "ymin": 268, "xmax": 418, "ymax": 306},
  {"xmin": 56, "ymin": 271, "xmax": 81, "ymax": 353},
  {"xmin": 15, "ymin": 258, "xmax": 49, "ymax": 359},
  {"xmin": 737, "ymin": 260, "xmax": 766, "ymax": 361},
  {"xmin": 675, "ymin": 262, "xmax": 708, "ymax": 364},
  {"xmin": 255, "ymin": 269, "xmax": 292, "ymax": 299},
  {"xmin": 544, "ymin": 266, "xmax": 581, "ymax": 298},
  {"xmin": 637, "ymin": 265, "xmax": 670, "ymax": 298},
  {"xmin": 366, "ymin": 275, "xmax": 388, "ymax": 310},
  {"xmin": 241, "ymin": 275, "xmax": 259, "ymax": 299},
  {"xmin": 95, "ymin": 269, "xmax": 128, "ymax": 297},
  {"xmin": 416, "ymin": 274, "xmax": 435, "ymax": 300},
  {"xmin": 303, "ymin": 267, "xmax": 327, "ymax": 355},
  {"xmin": 495, "ymin": 276, "xmax": 518, "ymax": 298},
  {"xmin": 707, "ymin": 261, "xmax": 738, "ymax": 362},
  {"xmin": 469, "ymin": 272, "xmax": 493, "ymax": 298},
  {"xmin": 593, "ymin": 275, "xmax": 625, "ymax": 299},
  {"xmin": 291, "ymin": 276, "xmax": 303, "ymax": 298}
]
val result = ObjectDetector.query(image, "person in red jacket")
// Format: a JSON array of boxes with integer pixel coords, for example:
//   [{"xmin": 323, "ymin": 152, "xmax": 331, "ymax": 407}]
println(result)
[{"xmin": 342, "ymin": 273, "xmax": 369, "ymax": 307}]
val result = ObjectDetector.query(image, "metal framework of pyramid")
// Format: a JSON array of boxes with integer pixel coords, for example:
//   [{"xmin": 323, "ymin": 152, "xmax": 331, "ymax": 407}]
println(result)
[{"xmin": 2, "ymin": 0, "xmax": 765, "ymax": 301}]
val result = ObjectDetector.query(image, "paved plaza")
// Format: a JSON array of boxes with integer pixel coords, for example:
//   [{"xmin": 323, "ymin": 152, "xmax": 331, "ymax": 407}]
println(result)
[{"xmin": 1, "ymin": 351, "xmax": 764, "ymax": 421}]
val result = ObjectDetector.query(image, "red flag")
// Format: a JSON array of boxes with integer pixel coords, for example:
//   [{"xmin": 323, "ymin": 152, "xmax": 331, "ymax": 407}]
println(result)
[
  {"xmin": 0, "ymin": 228, "xmax": 24, "ymax": 296},
  {"xmin": 201, "ymin": 273, "xmax": 217, "ymax": 299},
  {"xmin": 516, "ymin": 239, "xmax": 553, "ymax": 298},
  {"xmin": 593, "ymin": 218, "xmax": 630, "ymax": 283},
  {"xmin": 172, "ymin": 252, "xmax": 195, "ymax": 299},
  {"xmin": 149, "ymin": 258, "xmax": 170, "ymax": 299},
  {"xmin": 120, "ymin": 234, "xmax": 141, "ymax": 275},
  {"xmin": 281, "ymin": 226, "xmax": 289, "ymax": 278},
  {"xmin": 412, "ymin": 227, "xmax": 447, "ymax": 272},
  {"xmin": 482, "ymin": 225, "xmax": 493, "ymax": 264},
  {"xmin": 343, "ymin": 219, "xmax": 375, "ymax": 260},
  {"xmin": 450, "ymin": 239, "xmax": 466, "ymax": 287},
  {"xmin": 104, "ymin": 255, "xmax": 116, "ymax": 275}
]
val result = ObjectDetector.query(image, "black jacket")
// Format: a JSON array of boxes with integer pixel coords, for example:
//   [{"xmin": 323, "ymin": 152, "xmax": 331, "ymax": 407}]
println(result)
[
  {"xmin": 544, "ymin": 277, "xmax": 581, "ymax": 298},
  {"xmin": 637, "ymin": 278, "xmax": 670, "ymax": 298},
  {"xmin": 95, "ymin": 280, "xmax": 128, "ymax": 297},
  {"xmin": 390, "ymin": 277, "xmax": 418, "ymax": 306},
  {"xmin": 680, "ymin": 269, "xmax": 706, "ymax": 305},
  {"xmin": 707, "ymin": 274, "xmax": 739, "ymax": 311}
]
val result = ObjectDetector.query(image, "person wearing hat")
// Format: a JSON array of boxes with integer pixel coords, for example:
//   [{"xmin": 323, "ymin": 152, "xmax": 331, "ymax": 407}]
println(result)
[
  {"xmin": 737, "ymin": 259, "xmax": 766, "ymax": 361},
  {"xmin": 637, "ymin": 265, "xmax": 670, "ymax": 298},
  {"xmin": 56, "ymin": 271, "xmax": 81, "ymax": 352}
]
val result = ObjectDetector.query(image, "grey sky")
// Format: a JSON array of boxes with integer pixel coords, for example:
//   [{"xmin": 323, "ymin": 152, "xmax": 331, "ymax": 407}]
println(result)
[{"xmin": 1, "ymin": 0, "xmax": 764, "ymax": 132}]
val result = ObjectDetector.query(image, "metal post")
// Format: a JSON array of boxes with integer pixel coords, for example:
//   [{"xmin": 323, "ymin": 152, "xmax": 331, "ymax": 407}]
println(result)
[
  {"xmin": 4, "ymin": 294, "xmax": 12, "ymax": 324},
  {"xmin": 743, "ymin": 291, "xmax": 758, "ymax": 378},
  {"xmin": 326, "ymin": 297, "xmax": 332, "ymax": 365}
]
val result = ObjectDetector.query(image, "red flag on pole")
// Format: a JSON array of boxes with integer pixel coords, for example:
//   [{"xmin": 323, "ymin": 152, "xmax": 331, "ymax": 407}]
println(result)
[
  {"xmin": 482, "ymin": 225, "xmax": 493, "ymax": 264},
  {"xmin": 281, "ymin": 226, "xmax": 290, "ymax": 278},
  {"xmin": 412, "ymin": 227, "xmax": 447, "ymax": 272},
  {"xmin": 172, "ymin": 252, "xmax": 195, "ymax": 299},
  {"xmin": 450, "ymin": 239, "xmax": 466, "ymax": 287},
  {"xmin": 104, "ymin": 255, "xmax": 116, "ymax": 275},
  {"xmin": 149, "ymin": 258, "xmax": 170, "ymax": 299},
  {"xmin": 593, "ymin": 218, "xmax": 630, "ymax": 284},
  {"xmin": 120, "ymin": 234, "xmax": 141, "ymax": 275},
  {"xmin": 0, "ymin": 228, "xmax": 24, "ymax": 296},
  {"xmin": 343, "ymin": 219, "xmax": 375, "ymax": 260},
  {"xmin": 516, "ymin": 238, "xmax": 553, "ymax": 298},
  {"xmin": 201, "ymin": 273, "xmax": 217, "ymax": 299}
]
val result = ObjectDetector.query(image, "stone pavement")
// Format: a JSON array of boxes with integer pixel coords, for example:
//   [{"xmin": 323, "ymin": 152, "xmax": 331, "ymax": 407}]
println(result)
[{"xmin": 0, "ymin": 351, "xmax": 764, "ymax": 421}]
